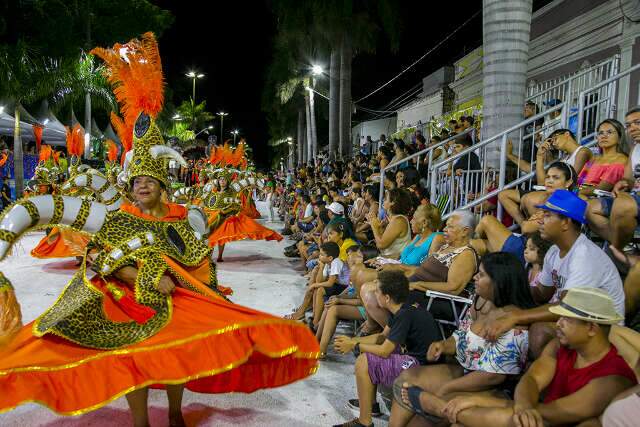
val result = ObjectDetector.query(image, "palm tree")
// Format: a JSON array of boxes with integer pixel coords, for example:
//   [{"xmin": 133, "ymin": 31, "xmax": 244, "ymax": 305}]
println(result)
[
  {"xmin": 50, "ymin": 53, "xmax": 116, "ymax": 157},
  {"xmin": 0, "ymin": 43, "xmax": 68, "ymax": 196},
  {"xmin": 482, "ymin": 0, "xmax": 533, "ymax": 166},
  {"xmin": 328, "ymin": 49, "xmax": 340, "ymax": 159},
  {"xmin": 175, "ymin": 100, "xmax": 214, "ymax": 132}
]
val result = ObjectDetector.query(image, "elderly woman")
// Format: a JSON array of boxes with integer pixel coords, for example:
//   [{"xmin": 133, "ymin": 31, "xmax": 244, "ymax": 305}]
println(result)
[{"xmin": 360, "ymin": 210, "xmax": 478, "ymax": 332}]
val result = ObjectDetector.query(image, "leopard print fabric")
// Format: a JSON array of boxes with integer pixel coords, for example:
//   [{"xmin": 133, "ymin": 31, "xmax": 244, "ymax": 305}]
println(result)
[{"xmin": 30, "ymin": 209, "xmax": 218, "ymax": 349}]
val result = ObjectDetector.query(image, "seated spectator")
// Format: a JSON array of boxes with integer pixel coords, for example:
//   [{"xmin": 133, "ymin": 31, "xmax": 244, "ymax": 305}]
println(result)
[
  {"xmin": 360, "ymin": 210, "xmax": 478, "ymax": 331},
  {"xmin": 348, "ymin": 185, "xmax": 368, "ymax": 227},
  {"xmin": 355, "ymin": 185, "xmax": 380, "ymax": 243},
  {"xmin": 331, "ymin": 270, "xmax": 440, "ymax": 427},
  {"xmin": 366, "ymin": 188, "xmax": 413, "ymax": 260},
  {"xmin": 285, "ymin": 241, "xmax": 349, "ymax": 322},
  {"xmin": 315, "ymin": 245, "xmax": 376, "ymax": 357},
  {"xmin": 390, "ymin": 252, "xmax": 538, "ymax": 426},
  {"xmin": 498, "ymin": 161, "xmax": 576, "ymax": 227},
  {"xmin": 609, "ymin": 245, "xmax": 640, "ymax": 331},
  {"xmin": 449, "ymin": 134, "xmax": 480, "ymax": 176},
  {"xmin": 473, "ymin": 163, "xmax": 575, "ymax": 264},
  {"xmin": 576, "ymin": 118, "xmax": 627, "ymax": 197},
  {"xmin": 602, "ymin": 325, "xmax": 640, "ymax": 427},
  {"xmin": 292, "ymin": 194, "xmax": 315, "ymax": 233},
  {"xmin": 395, "ymin": 288, "xmax": 636, "ymax": 427},
  {"xmin": 480, "ymin": 190, "xmax": 625, "ymax": 360},
  {"xmin": 390, "ymin": 140, "xmax": 409, "ymax": 170},
  {"xmin": 353, "ymin": 204, "xmax": 445, "ymax": 289},
  {"xmin": 587, "ymin": 107, "xmax": 640, "ymax": 250},
  {"xmin": 523, "ymin": 232, "xmax": 553, "ymax": 299}
]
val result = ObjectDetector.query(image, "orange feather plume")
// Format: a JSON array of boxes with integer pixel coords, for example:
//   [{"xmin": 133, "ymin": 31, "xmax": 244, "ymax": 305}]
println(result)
[
  {"xmin": 39, "ymin": 145, "xmax": 53, "ymax": 163},
  {"xmin": 90, "ymin": 32, "xmax": 164, "ymax": 125},
  {"xmin": 110, "ymin": 113, "xmax": 132, "ymax": 165},
  {"xmin": 0, "ymin": 153, "xmax": 8, "ymax": 168},
  {"xmin": 106, "ymin": 139, "xmax": 118, "ymax": 162},
  {"xmin": 65, "ymin": 124, "xmax": 85, "ymax": 158}
]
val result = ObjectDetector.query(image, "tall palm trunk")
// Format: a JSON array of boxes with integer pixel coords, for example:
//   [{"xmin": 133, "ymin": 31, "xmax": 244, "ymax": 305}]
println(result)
[
  {"xmin": 13, "ymin": 105, "xmax": 23, "ymax": 198},
  {"xmin": 297, "ymin": 108, "xmax": 304, "ymax": 166},
  {"xmin": 302, "ymin": 127, "xmax": 308, "ymax": 165},
  {"xmin": 328, "ymin": 48, "xmax": 340, "ymax": 160},
  {"xmin": 482, "ymin": 0, "xmax": 532, "ymax": 166},
  {"xmin": 309, "ymin": 90, "xmax": 318, "ymax": 161},
  {"xmin": 339, "ymin": 35, "xmax": 352, "ymax": 159},
  {"xmin": 304, "ymin": 92, "xmax": 312, "ymax": 164}
]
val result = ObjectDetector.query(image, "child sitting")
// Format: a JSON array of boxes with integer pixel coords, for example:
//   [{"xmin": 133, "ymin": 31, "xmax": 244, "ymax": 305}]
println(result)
[
  {"xmin": 523, "ymin": 232, "xmax": 553, "ymax": 304},
  {"xmin": 311, "ymin": 241, "xmax": 351, "ymax": 328},
  {"xmin": 285, "ymin": 242, "xmax": 349, "ymax": 324}
]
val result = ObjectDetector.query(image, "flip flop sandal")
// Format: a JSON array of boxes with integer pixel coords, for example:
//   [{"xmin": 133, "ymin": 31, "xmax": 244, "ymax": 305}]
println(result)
[{"xmin": 391, "ymin": 383, "xmax": 441, "ymax": 422}]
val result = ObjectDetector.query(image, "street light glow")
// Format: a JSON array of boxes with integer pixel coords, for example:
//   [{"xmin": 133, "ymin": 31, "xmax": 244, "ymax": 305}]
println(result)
[
  {"xmin": 186, "ymin": 71, "xmax": 196, "ymax": 78},
  {"xmin": 43, "ymin": 118, "xmax": 50, "ymax": 125},
  {"xmin": 311, "ymin": 65, "xmax": 323, "ymax": 75},
  {"xmin": 197, "ymin": 73, "xmax": 205, "ymax": 78},
  {"xmin": 208, "ymin": 125, "xmax": 214, "ymax": 129},
  {"xmin": 217, "ymin": 112, "xmax": 228, "ymax": 116},
  {"xmin": 172, "ymin": 114, "xmax": 182, "ymax": 120}
]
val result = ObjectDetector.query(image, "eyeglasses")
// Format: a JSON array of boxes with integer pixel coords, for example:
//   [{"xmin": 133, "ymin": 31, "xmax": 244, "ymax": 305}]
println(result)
[
  {"xmin": 624, "ymin": 119, "xmax": 640, "ymax": 129},
  {"xmin": 597, "ymin": 130, "xmax": 617, "ymax": 136}
]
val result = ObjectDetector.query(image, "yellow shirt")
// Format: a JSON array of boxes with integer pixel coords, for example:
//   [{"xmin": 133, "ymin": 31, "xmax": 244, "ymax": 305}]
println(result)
[{"xmin": 339, "ymin": 238, "xmax": 357, "ymax": 262}]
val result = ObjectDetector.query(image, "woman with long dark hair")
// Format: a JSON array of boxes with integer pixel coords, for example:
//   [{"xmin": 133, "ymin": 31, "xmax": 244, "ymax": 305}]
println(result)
[{"xmin": 389, "ymin": 252, "xmax": 537, "ymax": 426}]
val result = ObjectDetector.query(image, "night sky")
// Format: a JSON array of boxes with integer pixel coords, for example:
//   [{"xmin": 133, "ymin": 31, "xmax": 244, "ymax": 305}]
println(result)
[{"xmin": 153, "ymin": 1, "xmax": 551, "ymax": 168}]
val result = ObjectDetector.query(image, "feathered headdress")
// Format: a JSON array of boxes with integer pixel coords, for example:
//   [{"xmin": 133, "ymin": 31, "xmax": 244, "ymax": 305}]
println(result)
[
  {"xmin": 92, "ymin": 33, "xmax": 186, "ymax": 187},
  {"xmin": 0, "ymin": 153, "xmax": 8, "ymax": 168}
]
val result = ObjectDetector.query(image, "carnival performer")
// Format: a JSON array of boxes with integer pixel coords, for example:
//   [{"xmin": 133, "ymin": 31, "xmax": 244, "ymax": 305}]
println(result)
[
  {"xmin": 0, "ymin": 32, "xmax": 319, "ymax": 427},
  {"xmin": 200, "ymin": 142, "xmax": 282, "ymax": 261},
  {"xmin": 30, "ymin": 125, "xmax": 96, "ymax": 260}
]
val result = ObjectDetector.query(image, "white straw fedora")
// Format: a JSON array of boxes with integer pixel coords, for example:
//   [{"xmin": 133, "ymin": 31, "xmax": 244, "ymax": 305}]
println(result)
[{"xmin": 549, "ymin": 287, "xmax": 623, "ymax": 325}]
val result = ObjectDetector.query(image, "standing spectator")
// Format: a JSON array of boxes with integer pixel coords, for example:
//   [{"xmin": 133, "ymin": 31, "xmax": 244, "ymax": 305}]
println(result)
[{"xmin": 0, "ymin": 177, "xmax": 10, "ymax": 209}]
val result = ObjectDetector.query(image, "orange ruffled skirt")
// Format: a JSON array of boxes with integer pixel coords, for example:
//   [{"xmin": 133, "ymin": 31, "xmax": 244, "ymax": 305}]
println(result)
[
  {"xmin": 208, "ymin": 212, "xmax": 282, "ymax": 247},
  {"xmin": 31, "ymin": 227, "xmax": 90, "ymax": 259},
  {"xmin": 0, "ymin": 281, "xmax": 319, "ymax": 415},
  {"xmin": 240, "ymin": 192, "xmax": 261, "ymax": 219}
]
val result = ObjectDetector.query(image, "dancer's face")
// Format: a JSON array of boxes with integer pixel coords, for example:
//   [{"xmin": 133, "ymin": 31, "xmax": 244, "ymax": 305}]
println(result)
[{"xmin": 133, "ymin": 175, "xmax": 162, "ymax": 207}]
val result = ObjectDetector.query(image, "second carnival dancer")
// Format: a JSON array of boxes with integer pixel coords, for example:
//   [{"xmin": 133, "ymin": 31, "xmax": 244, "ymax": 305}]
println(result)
[
  {"xmin": 199, "ymin": 143, "xmax": 282, "ymax": 261},
  {"xmin": 0, "ymin": 33, "xmax": 318, "ymax": 427}
]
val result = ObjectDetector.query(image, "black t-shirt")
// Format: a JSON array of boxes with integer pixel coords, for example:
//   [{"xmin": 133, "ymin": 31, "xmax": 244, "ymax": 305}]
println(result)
[{"xmin": 387, "ymin": 303, "xmax": 440, "ymax": 365}]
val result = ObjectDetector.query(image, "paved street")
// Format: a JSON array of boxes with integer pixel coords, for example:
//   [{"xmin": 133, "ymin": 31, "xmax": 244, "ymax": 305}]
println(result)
[{"xmin": 0, "ymin": 202, "xmax": 389, "ymax": 426}]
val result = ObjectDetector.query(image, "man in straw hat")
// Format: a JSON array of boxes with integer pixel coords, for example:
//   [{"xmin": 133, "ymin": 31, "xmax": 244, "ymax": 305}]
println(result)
[
  {"xmin": 478, "ymin": 190, "xmax": 625, "ymax": 359},
  {"xmin": 394, "ymin": 288, "xmax": 637, "ymax": 427}
]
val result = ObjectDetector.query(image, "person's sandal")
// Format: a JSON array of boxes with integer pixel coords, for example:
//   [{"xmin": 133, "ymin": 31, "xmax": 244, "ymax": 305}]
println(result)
[
  {"xmin": 331, "ymin": 418, "xmax": 373, "ymax": 427},
  {"xmin": 346, "ymin": 398, "xmax": 382, "ymax": 417}
]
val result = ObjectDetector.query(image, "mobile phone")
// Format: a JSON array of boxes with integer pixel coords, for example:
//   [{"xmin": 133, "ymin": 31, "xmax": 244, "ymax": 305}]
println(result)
[
  {"xmin": 532, "ymin": 185, "xmax": 546, "ymax": 191},
  {"xmin": 593, "ymin": 189, "xmax": 614, "ymax": 198}
]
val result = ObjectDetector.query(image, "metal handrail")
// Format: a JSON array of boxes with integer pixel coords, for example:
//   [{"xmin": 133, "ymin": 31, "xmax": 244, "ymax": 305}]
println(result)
[
  {"xmin": 526, "ymin": 55, "xmax": 619, "ymax": 100},
  {"xmin": 576, "ymin": 62, "xmax": 640, "ymax": 143},
  {"xmin": 377, "ymin": 127, "xmax": 474, "ymax": 211}
]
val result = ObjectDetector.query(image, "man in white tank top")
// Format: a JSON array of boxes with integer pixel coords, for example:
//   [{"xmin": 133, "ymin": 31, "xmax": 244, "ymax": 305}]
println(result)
[{"xmin": 586, "ymin": 107, "xmax": 640, "ymax": 250}]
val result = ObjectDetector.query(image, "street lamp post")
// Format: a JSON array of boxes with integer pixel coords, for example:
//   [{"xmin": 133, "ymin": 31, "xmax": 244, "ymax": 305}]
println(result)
[
  {"xmin": 231, "ymin": 129, "xmax": 239, "ymax": 144},
  {"xmin": 217, "ymin": 112, "xmax": 228, "ymax": 143},
  {"xmin": 186, "ymin": 71, "xmax": 204, "ymax": 128}
]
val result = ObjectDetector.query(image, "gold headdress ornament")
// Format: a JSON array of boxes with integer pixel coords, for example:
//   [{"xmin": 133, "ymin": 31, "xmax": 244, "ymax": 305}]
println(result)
[
  {"xmin": 206, "ymin": 140, "xmax": 248, "ymax": 182},
  {"xmin": 91, "ymin": 32, "xmax": 186, "ymax": 188}
]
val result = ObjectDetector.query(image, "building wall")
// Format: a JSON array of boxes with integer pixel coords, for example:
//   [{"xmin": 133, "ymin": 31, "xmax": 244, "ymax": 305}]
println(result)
[
  {"xmin": 351, "ymin": 117, "xmax": 397, "ymax": 148},
  {"xmin": 396, "ymin": 91, "xmax": 445, "ymax": 130}
]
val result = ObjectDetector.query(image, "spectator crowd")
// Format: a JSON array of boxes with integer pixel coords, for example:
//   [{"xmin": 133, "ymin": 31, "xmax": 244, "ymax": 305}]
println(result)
[{"xmin": 257, "ymin": 105, "xmax": 640, "ymax": 427}]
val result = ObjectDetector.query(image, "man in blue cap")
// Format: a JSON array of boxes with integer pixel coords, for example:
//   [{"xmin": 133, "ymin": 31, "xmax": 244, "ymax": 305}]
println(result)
[{"xmin": 478, "ymin": 189, "xmax": 624, "ymax": 359}]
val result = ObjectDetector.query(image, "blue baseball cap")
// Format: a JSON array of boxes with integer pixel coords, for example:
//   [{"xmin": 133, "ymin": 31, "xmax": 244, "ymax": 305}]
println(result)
[{"xmin": 535, "ymin": 189, "xmax": 587, "ymax": 224}]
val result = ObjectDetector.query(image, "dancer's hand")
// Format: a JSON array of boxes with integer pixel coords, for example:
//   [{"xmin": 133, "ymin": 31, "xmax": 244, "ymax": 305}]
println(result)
[{"xmin": 157, "ymin": 276, "xmax": 176, "ymax": 295}]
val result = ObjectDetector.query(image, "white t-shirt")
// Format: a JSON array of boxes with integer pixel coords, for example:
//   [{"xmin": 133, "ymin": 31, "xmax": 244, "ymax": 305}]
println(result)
[
  {"xmin": 537, "ymin": 234, "xmax": 625, "ymax": 318},
  {"xmin": 304, "ymin": 203, "xmax": 314, "ymax": 218},
  {"xmin": 323, "ymin": 258, "xmax": 349, "ymax": 285}
]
